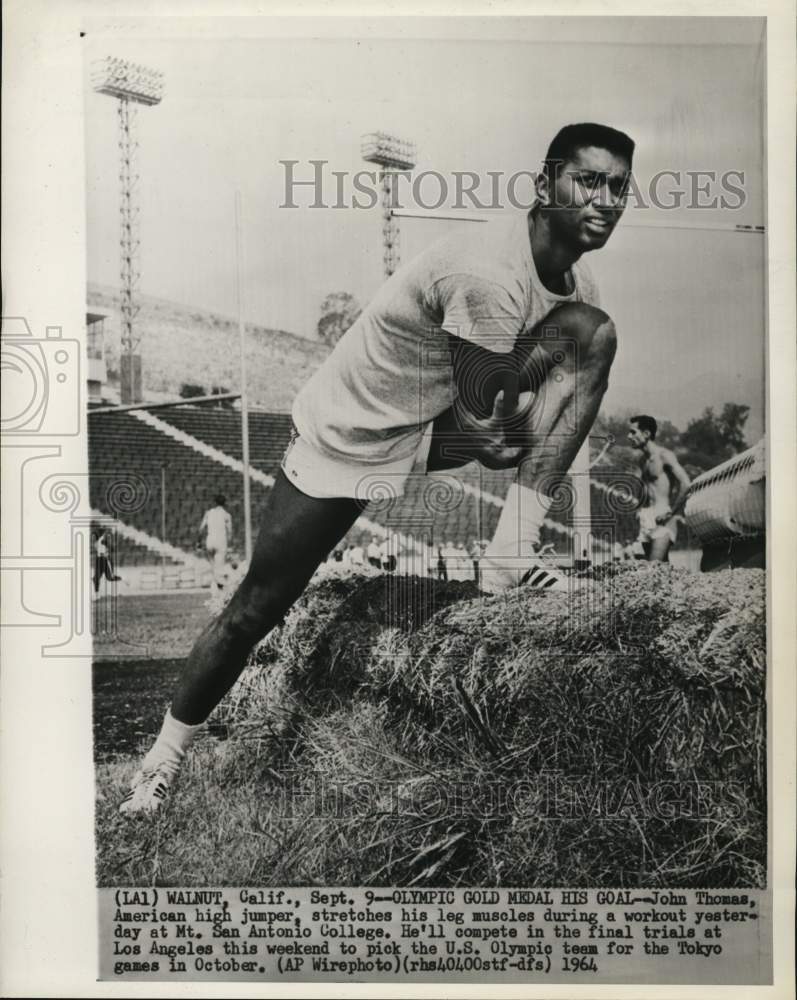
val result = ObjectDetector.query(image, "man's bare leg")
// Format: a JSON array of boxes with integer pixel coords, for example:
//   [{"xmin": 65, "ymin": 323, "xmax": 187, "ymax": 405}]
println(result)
[
  {"xmin": 120, "ymin": 472, "xmax": 364, "ymax": 813},
  {"xmin": 511, "ymin": 302, "xmax": 616, "ymax": 489},
  {"xmin": 483, "ymin": 303, "xmax": 616, "ymax": 590},
  {"xmin": 648, "ymin": 535, "xmax": 672, "ymax": 563}
]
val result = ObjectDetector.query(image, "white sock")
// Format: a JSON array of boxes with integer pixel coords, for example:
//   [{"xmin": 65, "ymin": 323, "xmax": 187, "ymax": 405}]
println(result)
[
  {"xmin": 141, "ymin": 709, "xmax": 203, "ymax": 778},
  {"xmin": 485, "ymin": 483, "xmax": 552, "ymax": 559}
]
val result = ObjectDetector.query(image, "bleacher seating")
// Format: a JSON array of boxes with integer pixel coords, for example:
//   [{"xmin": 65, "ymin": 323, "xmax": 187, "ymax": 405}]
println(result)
[
  {"xmin": 88, "ymin": 410, "xmax": 277, "ymax": 565},
  {"xmin": 157, "ymin": 408, "xmax": 293, "ymax": 475},
  {"xmin": 89, "ymin": 524, "xmax": 182, "ymax": 568},
  {"xmin": 89, "ymin": 404, "xmax": 640, "ymax": 567}
]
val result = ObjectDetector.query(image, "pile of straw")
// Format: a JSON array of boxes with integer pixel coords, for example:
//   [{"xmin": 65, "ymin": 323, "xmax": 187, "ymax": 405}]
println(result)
[{"xmin": 203, "ymin": 564, "xmax": 764, "ymax": 887}]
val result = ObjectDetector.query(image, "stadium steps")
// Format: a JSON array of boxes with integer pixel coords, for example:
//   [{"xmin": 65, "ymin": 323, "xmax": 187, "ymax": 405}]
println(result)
[
  {"xmin": 89, "ymin": 408, "xmax": 428, "ymax": 565},
  {"xmin": 156, "ymin": 408, "xmax": 293, "ymax": 475},
  {"xmin": 90, "ymin": 509, "xmax": 205, "ymax": 568},
  {"xmin": 88, "ymin": 410, "xmax": 276, "ymax": 565},
  {"xmin": 135, "ymin": 409, "xmax": 434, "ymax": 557},
  {"xmin": 155, "ymin": 408, "xmax": 554, "ymax": 548},
  {"xmin": 132, "ymin": 409, "xmax": 277, "ymax": 488},
  {"xmin": 90, "ymin": 518, "xmax": 183, "ymax": 567},
  {"xmin": 89, "ymin": 406, "xmax": 621, "ymax": 566}
]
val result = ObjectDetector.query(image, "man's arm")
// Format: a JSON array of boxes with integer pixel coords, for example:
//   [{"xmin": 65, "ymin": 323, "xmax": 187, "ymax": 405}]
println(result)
[
  {"xmin": 658, "ymin": 449, "xmax": 692, "ymax": 521},
  {"xmin": 425, "ymin": 274, "xmax": 527, "ymax": 472},
  {"xmin": 427, "ymin": 334, "xmax": 523, "ymax": 471}
]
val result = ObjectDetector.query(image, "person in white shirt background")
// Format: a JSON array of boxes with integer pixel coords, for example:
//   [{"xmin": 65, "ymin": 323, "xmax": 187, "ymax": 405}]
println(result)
[{"xmin": 198, "ymin": 494, "xmax": 233, "ymax": 591}]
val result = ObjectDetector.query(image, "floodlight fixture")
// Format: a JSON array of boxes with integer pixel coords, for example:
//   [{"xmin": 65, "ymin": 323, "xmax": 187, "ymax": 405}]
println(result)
[
  {"xmin": 92, "ymin": 56, "xmax": 164, "ymax": 106},
  {"xmin": 361, "ymin": 132, "xmax": 417, "ymax": 171},
  {"xmin": 361, "ymin": 131, "xmax": 417, "ymax": 277}
]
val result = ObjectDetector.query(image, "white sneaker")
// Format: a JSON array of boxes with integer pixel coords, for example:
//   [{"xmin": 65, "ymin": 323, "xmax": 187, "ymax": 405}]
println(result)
[
  {"xmin": 119, "ymin": 762, "xmax": 176, "ymax": 815},
  {"xmin": 479, "ymin": 554, "xmax": 570, "ymax": 594}
]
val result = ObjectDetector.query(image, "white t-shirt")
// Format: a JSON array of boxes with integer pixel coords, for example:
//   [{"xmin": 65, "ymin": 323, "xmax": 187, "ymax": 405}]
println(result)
[
  {"xmin": 201, "ymin": 506, "xmax": 232, "ymax": 549},
  {"xmin": 293, "ymin": 212, "xmax": 601, "ymax": 465}
]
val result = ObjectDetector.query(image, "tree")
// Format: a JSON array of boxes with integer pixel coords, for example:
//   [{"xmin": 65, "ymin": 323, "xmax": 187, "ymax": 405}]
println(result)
[
  {"xmin": 179, "ymin": 382, "xmax": 206, "ymax": 399},
  {"xmin": 716, "ymin": 402, "xmax": 751, "ymax": 453},
  {"xmin": 679, "ymin": 403, "xmax": 750, "ymax": 475},
  {"xmin": 317, "ymin": 292, "xmax": 361, "ymax": 347},
  {"xmin": 593, "ymin": 404, "xmax": 750, "ymax": 480}
]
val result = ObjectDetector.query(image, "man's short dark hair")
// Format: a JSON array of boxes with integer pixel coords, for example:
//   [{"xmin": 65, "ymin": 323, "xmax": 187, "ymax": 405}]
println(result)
[
  {"xmin": 630, "ymin": 415, "xmax": 657, "ymax": 440},
  {"xmin": 214, "ymin": 494, "xmax": 226, "ymax": 506},
  {"xmin": 544, "ymin": 123, "xmax": 635, "ymax": 177}
]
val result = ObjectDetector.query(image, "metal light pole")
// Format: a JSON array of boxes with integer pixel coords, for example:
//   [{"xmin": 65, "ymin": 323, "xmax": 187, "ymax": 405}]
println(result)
[
  {"xmin": 93, "ymin": 57, "xmax": 164, "ymax": 404},
  {"xmin": 361, "ymin": 132, "xmax": 417, "ymax": 277},
  {"xmin": 160, "ymin": 465, "xmax": 167, "ymax": 571},
  {"xmin": 235, "ymin": 191, "xmax": 253, "ymax": 565}
]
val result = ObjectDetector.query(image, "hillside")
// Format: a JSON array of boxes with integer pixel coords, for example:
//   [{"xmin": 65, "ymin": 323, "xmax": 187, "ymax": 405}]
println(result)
[{"xmin": 87, "ymin": 284, "xmax": 330, "ymax": 412}]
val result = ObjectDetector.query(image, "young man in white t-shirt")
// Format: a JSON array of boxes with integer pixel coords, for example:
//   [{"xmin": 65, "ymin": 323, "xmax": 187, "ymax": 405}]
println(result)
[
  {"xmin": 198, "ymin": 495, "xmax": 233, "ymax": 590},
  {"xmin": 121, "ymin": 122, "xmax": 633, "ymax": 813}
]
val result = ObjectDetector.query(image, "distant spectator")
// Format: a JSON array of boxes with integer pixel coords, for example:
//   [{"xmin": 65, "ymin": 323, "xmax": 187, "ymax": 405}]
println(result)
[
  {"xmin": 469, "ymin": 539, "xmax": 484, "ymax": 585},
  {"xmin": 437, "ymin": 544, "xmax": 447, "ymax": 582},
  {"xmin": 442, "ymin": 539, "xmax": 458, "ymax": 580},
  {"xmin": 93, "ymin": 529, "xmax": 122, "ymax": 596},
  {"xmin": 367, "ymin": 536, "xmax": 382, "ymax": 569},
  {"xmin": 349, "ymin": 542, "xmax": 365, "ymax": 568},
  {"xmin": 390, "ymin": 533, "xmax": 402, "ymax": 573},
  {"xmin": 198, "ymin": 494, "xmax": 233, "ymax": 590},
  {"xmin": 426, "ymin": 540, "xmax": 435, "ymax": 578},
  {"xmin": 452, "ymin": 542, "xmax": 468, "ymax": 581},
  {"xmin": 380, "ymin": 533, "xmax": 399, "ymax": 573},
  {"xmin": 574, "ymin": 546, "xmax": 592, "ymax": 572}
]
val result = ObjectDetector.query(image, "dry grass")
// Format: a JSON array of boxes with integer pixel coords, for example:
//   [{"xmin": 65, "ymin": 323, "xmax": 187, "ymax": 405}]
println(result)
[{"xmin": 96, "ymin": 564, "xmax": 765, "ymax": 888}]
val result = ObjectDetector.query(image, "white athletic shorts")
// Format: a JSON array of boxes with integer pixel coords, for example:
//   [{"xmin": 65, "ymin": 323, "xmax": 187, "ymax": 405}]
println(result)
[
  {"xmin": 281, "ymin": 425, "xmax": 434, "ymax": 501},
  {"xmin": 637, "ymin": 507, "xmax": 679, "ymax": 545}
]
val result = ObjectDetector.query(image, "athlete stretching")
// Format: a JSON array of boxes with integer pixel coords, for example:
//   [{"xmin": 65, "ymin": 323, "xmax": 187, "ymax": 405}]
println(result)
[
  {"xmin": 120, "ymin": 122, "xmax": 634, "ymax": 813},
  {"xmin": 627, "ymin": 415, "xmax": 691, "ymax": 562}
]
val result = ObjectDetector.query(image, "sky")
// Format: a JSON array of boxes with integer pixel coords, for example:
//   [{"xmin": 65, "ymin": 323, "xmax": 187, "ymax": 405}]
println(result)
[{"xmin": 84, "ymin": 17, "xmax": 767, "ymax": 436}]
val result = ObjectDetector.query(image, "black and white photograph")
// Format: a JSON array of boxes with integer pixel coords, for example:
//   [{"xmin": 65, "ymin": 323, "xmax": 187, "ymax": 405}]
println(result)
[{"xmin": 1, "ymin": 5, "xmax": 795, "ymax": 996}]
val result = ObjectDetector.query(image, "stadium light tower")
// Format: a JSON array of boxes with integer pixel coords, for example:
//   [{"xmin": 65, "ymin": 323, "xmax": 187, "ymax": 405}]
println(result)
[
  {"xmin": 92, "ymin": 57, "xmax": 164, "ymax": 404},
  {"xmin": 361, "ymin": 132, "xmax": 417, "ymax": 277}
]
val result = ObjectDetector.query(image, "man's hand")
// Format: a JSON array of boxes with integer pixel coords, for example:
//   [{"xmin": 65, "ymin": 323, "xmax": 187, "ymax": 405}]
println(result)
[{"xmin": 453, "ymin": 390, "xmax": 524, "ymax": 470}]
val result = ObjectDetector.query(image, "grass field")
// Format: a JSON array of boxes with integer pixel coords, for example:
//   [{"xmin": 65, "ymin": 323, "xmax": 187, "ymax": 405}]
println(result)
[
  {"xmin": 95, "ymin": 565, "xmax": 766, "ymax": 889},
  {"xmin": 93, "ymin": 591, "xmax": 213, "ymax": 761},
  {"xmin": 93, "ymin": 591, "xmax": 211, "ymax": 661}
]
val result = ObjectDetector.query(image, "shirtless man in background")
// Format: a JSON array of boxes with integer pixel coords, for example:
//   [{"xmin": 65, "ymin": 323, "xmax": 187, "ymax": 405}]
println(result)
[{"xmin": 627, "ymin": 415, "xmax": 691, "ymax": 562}]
